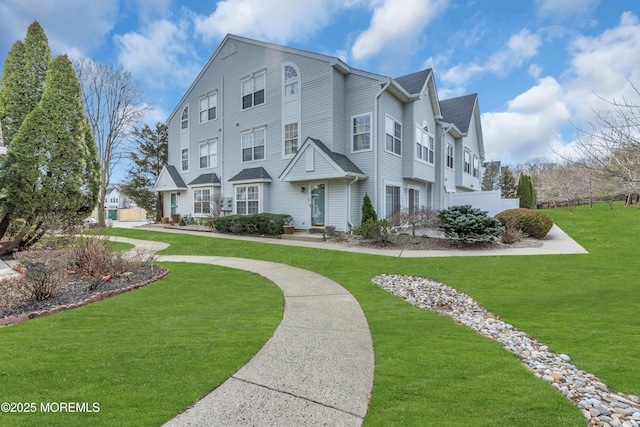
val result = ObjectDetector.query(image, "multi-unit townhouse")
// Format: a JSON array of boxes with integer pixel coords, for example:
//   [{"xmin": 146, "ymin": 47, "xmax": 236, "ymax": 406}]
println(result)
[{"xmin": 154, "ymin": 34, "xmax": 485, "ymax": 232}]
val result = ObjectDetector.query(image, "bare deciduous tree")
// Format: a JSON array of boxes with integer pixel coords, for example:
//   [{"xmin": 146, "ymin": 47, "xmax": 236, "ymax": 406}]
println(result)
[{"xmin": 74, "ymin": 58, "xmax": 152, "ymax": 226}]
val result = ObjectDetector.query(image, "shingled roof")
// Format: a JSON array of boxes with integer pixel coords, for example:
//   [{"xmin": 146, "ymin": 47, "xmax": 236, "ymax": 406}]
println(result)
[
  {"xmin": 309, "ymin": 138, "xmax": 365, "ymax": 175},
  {"xmin": 439, "ymin": 93, "xmax": 478, "ymax": 134},
  {"xmin": 394, "ymin": 69, "xmax": 431, "ymax": 95},
  {"xmin": 188, "ymin": 173, "xmax": 220, "ymax": 186},
  {"xmin": 228, "ymin": 167, "xmax": 273, "ymax": 182},
  {"xmin": 165, "ymin": 165, "xmax": 187, "ymax": 188}
]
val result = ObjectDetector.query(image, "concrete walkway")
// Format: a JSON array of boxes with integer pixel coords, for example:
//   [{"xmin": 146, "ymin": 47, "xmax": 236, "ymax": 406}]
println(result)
[{"xmin": 107, "ymin": 236, "xmax": 375, "ymax": 426}]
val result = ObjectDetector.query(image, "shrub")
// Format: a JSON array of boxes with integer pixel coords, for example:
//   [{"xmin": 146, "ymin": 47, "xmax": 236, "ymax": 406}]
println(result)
[
  {"xmin": 213, "ymin": 213, "xmax": 293, "ymax": 235},
  {"xmin": 361, "ymin": 194, "xmax": 377, "ymax": 224},
  {"xmin": 438, "ymin": 205, "xmax": 504, "ymax": 244},
  {"xmin": 495, "ymin": 208, "xmax": 553, "ymax": 239},
  {"xmin": 14, "ymin": 250, "xmax": 73, "ymax": 300},
  {"xmin": 500, "ymin": 217, "xmax": 525, "ymax": 244},
  {"xmin": 354, "ymin": 219, "xmax": 389, "ymax": 242},
  {"xmin": 517, "ymin": 174, "xmax": 537, "ymax": 209}
]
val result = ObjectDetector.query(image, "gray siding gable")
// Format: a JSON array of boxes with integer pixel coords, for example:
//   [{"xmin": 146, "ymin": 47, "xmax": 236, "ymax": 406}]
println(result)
[{"xmin": 153, "ymin": 165, "xmax": 187, "ymax": 191}]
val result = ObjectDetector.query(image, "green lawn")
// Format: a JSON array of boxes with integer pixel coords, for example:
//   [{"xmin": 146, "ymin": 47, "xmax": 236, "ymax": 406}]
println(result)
[{"xmin": 1, "ymin": 202, "xmax": 638, "ymax": 426}]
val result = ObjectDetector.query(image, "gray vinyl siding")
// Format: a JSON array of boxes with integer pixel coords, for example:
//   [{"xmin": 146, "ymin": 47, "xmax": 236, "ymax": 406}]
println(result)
[
  {"xmin": 377, "ymin": 91, "xmax": 404, "ymax": 214},
  {"xmin": 332, "ymin": 69, "xmax": 347, "ymax": 155},
  {"xmin": 326, "ymin": 180, "xmax": 346, "ymax": 230},
  {"xmin": 410, "ymin": 92, "xmax": 437, "ymax": 183}
]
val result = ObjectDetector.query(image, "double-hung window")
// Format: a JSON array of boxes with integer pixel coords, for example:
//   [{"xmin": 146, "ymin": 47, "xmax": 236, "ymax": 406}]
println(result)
[
  {"xmin": 352, "ymin": 114, "xmax": 371, "ymax": 151},
  {"xmin": 181, "ymin": 106, "xmax": 188, "ymax": 129},
  {"xmin": 242, "ymin": 128, "xmax": 265, "ymax": 162},
  {"xmin": 199, "ymin": 93, "xmax": 217, "ymax": 122},
  {"xmin": 464, "ymin": 150, "xmax": 471, "ymax": 174},
  {"xmin": 236, "ymin": 185, "xmax": 259, "ymax": 215},
  {"xmin": 181, "ymin": 148, "xmax": 189, "ymax": 171},
  {"xmin": 193, "ymin": 189, "xmax": 211, "ymax": 215},
  {"xmin": 415, "ymin": 126, "xmax": 434, "ymax": 163},
  {"xmin": 446, "ymin": 144, "xmax": 454, "ymax": 169},
  {"xmin": 284, "ymin": 123, "xmax": 298, "ymax": 155},
  {"xmin": 385, "ymin": 185, "xmax": 401, "ymax": 220},
  {"xmin": 199, "ymin": 139, "xmax": 217, "ymax": 169},
  {"xmin": 241, "ymin": 72, "xmax": 265, "ymax": 110},
  {"xmin": 473, "ymin": 156, "xmax": 480, "ymax": 178},
  {"xmin": 408, "ymin": 189, "xmax": 420, "ymax": 213},
  {"xmin": 385, "ymin": 116, "xmax": 401, "ymax": 155}
]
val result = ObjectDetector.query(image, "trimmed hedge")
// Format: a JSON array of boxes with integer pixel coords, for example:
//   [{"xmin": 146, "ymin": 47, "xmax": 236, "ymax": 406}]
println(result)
[
  {"xmin": 213, "ymin": 213, "xmax": 293, "ymax": 235},
  {"xmin": 495, "ymin": 208, "xmax": 553, "ymax": 239}
]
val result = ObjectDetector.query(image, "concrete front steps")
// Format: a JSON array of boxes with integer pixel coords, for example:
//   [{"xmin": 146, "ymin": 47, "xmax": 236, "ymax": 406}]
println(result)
[{"xmin": 281, "ymin": 229, "xmax": 328, "ymax": 242}]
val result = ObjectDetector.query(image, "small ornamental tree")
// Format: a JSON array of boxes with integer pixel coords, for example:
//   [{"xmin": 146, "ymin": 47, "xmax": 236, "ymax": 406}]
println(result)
[
  {"xmin": 517, "ymin": 173, "xmax": 537, "ymax": 209},
  {"xmin": 500, "ymin": 166, "xmax": 517, "ymax": 198},
  {"xmin": 361, "ymin": 193, "xmax": 377, "ymax": 224},
  {"xmin": 482, "ymin": 161, "xmax": 500, "ymax": 191},
  {"xmin": 438, "ymin": 205, "xmax": 504, "ymax": 244}
]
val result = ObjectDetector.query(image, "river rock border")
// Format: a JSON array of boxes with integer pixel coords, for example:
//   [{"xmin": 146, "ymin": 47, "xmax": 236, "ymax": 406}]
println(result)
[
  {"xmin": 372, "ymin": 274, "xmax": 640, "ymax": 427},
  {"xmin": 0, "ymin": 269, "xmax": 169, "ymax": 327}
]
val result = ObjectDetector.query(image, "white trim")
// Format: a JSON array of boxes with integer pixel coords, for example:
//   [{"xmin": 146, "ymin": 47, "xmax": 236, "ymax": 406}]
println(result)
[
  {"xmin": 240, "ymin": 126, "xmax": 267, "ymax": 163},
  {"xmin": 384, "ymin": 114, "xmax": 402, "ymax": 156},
  {"xmin": 198, "ymin": 91, "xmax": 218, "ymax": 124},
  {"xmin": 233, "ymin": 183, "xmax": 262, "ymax": 215},
  {"xmin": 351, "ymin": 112, "xmax": 373, "ymax": 153},
  {"xmin": 198, "ymin": 138, "xmax": 218, "ymax": 169},
  {"xmin": 241, "ymin": 69, "xmax": 266, "ymax": 111}
]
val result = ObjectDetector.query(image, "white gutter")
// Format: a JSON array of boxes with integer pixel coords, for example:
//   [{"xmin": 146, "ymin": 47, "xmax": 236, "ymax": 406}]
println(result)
[{"xmin": 374, "ymin": 79, "xmax": 391, "ymax": 217}]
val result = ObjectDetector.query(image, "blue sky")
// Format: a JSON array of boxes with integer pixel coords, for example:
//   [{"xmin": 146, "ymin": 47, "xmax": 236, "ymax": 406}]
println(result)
[{"xmin": 1, "ymin": 0, "xmax": 639, "ymax": 182}]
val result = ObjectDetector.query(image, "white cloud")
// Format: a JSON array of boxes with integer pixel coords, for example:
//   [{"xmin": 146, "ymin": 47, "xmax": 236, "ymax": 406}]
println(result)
[
  {"xmin": 350, "ymin": 0, "xmax": 448, "ymax": 61},
  {"xmin": 482, "ymin": 77, "xmax": 571, "ymax": 164},
  {"xmin": 534, "ymin": 0, "xmax": 599, "ymax": 21},
  {"xmin": 115, "ymin": 19, "xmax": 201, "ymax": 89},
  {"xmin": 0, "ymin": 0, "xmax": 118, "ymax": 58},
  {"xmin": 193, "ymin": 0, "xmax": 345, "ymax": 45},
  {"xmin": 443, "ymin": 29, "xmax": 541, "ymax": 86}
]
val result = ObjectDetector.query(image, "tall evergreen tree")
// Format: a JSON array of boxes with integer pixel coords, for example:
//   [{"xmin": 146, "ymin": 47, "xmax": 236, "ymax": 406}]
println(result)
[
  {"xmin": 481, "ymin": 161, "xmax": 500, "ymax": 191},
  {"xmin": 0, "ymin": 55, "xmax": 100, "ymax": 253},
  {"xmin": 120, "ymin": 122, "xmax": 168, "ymax": 221},
  {"xmin": 499, "ymin": 166, "xmax": 517, "ymax": 198},
  {"xmin": 0, "ymin": 21, "xmax": 51, "ymax": 146},
  {"xmin": 0, "ymin": 20, "xmax": 52, "ymax": 240},
  {"xmin": 361, "ymin": 193, "xmax": 377, "ymax": 223},
  {"xmin": 517, "ymin": 173, "xmax": 537, "ymax": 209}
]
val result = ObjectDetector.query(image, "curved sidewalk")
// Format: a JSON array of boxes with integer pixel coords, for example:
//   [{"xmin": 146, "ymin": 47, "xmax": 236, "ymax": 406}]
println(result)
[
  {"xmin": 110, "ymin": 237, "xmax": 375, "ymax": 426},
  {"xmin": 160, "ymin": 256, "xmax": 375, "ymax": 426}
]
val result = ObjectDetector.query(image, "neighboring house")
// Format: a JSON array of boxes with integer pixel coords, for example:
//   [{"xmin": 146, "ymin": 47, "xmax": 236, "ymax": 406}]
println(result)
[
  {"xmin": 154, "ymin": 34, "xmax": 485, "ymax": 231},
  {"xmin": 104, "ymin": 184, "xmax": 135, "ymax": 209}
]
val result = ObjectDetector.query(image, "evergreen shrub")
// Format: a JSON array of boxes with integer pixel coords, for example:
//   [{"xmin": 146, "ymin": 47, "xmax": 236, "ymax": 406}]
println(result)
[
  {"xmin": 495, "ymin": 208, "xmax": 553, "ymax": 239},
  {"xmin": 438, "ymin": 205, "xmax": 504, "ymax": 244},
  {"xmin": 361, "ymin": 194, "xmax": 377, "ymax": 224},
  {"xmin": 354, "ymin": 219, "xmax": 389, "ymax": 242}
]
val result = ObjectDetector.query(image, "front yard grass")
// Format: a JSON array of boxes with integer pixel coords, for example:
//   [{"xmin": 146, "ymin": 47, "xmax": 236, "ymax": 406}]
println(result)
[{"xmin": 1, "ymin": 202, "xmax": 637, "ymax": 426}]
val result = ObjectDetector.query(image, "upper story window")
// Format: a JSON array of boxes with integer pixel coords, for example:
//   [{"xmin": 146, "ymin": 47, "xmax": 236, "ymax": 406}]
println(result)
[
  {"xmin": 199, "ymin": 93, "xmax": 217, "ymax": 123},
  {"xmin": 352, "ymin": 114, "xmax": 371, "ymax": 152},
  {"xmin": 385, "ymin": 115, "xmax": 401, "ymax": 155},
  {"xmin": 464, "ymin": 150, "xmax": 471, "ymax": 174},
  {"xmin": 242, "ymin": 127, "xmax": 265, "ymax": 162},
  {"xmin": 242, "ymin": 71, "xmax": 265, "ymax": 110},
  {"xmin": 284, "ymin": 123, "xmax": 298, "ymax": 156},
  {"xmin": 181, "ymin": 148, "xmax": 189, "ymax": 171},
  {"xmin": 415, "ymin": 126, "xmax": 434, "ymax": 164},
  {"xmin": 181, "ymin": 105, "xmax": 189, "ymax": 129},
  {"xmin": 284, "ymin": 65, "xmax": 298, "ymax": 96},
  {"xmin": 199, "ymin": 139, "xmax": 217, "ymax": 169},
  {"xmin": 446, "ymin": 143, "xmax": 454, "ymax": 169},
  {"xmin": 473, "ymin": 156, "xmax": 480, "ymax": 178}
]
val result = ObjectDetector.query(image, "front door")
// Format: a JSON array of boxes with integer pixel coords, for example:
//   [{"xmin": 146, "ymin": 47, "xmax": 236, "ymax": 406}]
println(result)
[
  {"xmin": 310, "ymin": 183, "xmax": 325, "ymax": 226},
  {"xmin": 170, "ymin": 193, "xmax": 177, "ymax": 216}
]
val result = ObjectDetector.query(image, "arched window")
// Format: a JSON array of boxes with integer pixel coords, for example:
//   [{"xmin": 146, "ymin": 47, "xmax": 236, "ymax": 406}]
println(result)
[
  {"xmin": 181, "ymin": 105, "xmax": 189, "ymax": 129},
  {"xmin": 284, "ymin": 65, "xmax": 298, "ymax": 96}
]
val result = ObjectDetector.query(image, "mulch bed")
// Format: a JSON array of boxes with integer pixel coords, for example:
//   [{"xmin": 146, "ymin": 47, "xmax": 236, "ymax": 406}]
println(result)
[{"xmin": 0, "ymin": 265, "xmax": 169, "ymax": 326}]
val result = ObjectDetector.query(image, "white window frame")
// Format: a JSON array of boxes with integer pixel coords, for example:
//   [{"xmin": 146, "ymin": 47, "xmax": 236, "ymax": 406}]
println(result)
[
  {"xmin": 181, "ymin": 148, "xmax": 189, "ymax": 172},
  {"xmin": 241, "ymin": 127, "xmax": 266, "ymax": 163},
  {"xmin": 199, "ymin": 92, "xmax": 217, "ymax": 123},
  {"xmin": 415, "ymin": 125, "xmax": 434, "ymax": 164},
  {"xmin": 284, "ymin": 122, "xmax": 298, "ymax": 156},
  {"xmin": 193, "ymin": 188, "xmax": 212, "ymax": 215},
  {"xmin": 235, "ymin": 184, "xmax": 260, "ymax": 215},
  {"xmin": 199, "ymin": 139, "xmax": 217, "ymax": 169},
  {"xmin": 446, "ymin": 143, "xmax": 454, "ymax": 170},
  {"xmin": 352, "ymin": 113, "xmax": 372, "ymax": 152},
  {"xmin": 181, "ymin": 105, "xmax": 188, "ymax": 129},
  {"xmin": 385, "ymin": 115, "xmax": 402, "ymax": 156},
  {"xmin": 473, "ymin": 155, "xmax": 480, "ymax": 178},
  {"xmin": 241, "ymin": 71, "xmax": 266, "ymax": 110},
  {"xmin": 464, "ymin": 150, "xmax": 471, "ymax": 175},
  {"xmin": 408, "ymin": 188, "xmax": 420, "ymax": 213},
  {"xmin": 283, "ymin": 65, "xmax": 298, "ymax": 97},
  {"xmin": 384, "ymin": 182, "xmax": 402, "ymax": 221}
]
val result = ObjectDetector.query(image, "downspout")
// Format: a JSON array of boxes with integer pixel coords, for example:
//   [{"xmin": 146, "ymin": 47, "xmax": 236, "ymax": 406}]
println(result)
[
  {"xmin": 374, "ymin": 79, "xmax": 391, "ymax": 217},
  {"xmin": 347, "ymin": 175, "xmax": 359, "ymax": 232},
  {"xmin": 220, "ymin": 77, "xmax": 225, "ymax": 213}
]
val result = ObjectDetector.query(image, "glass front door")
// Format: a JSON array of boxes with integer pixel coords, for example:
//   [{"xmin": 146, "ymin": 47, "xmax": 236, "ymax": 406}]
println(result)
[
  {"xmin": 311, "ymin": 184, "xmax": 325, "ymax": 226},
  {"xmin": 170, "ymin": 193, "xmax": 177, "ymax": 216}
]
